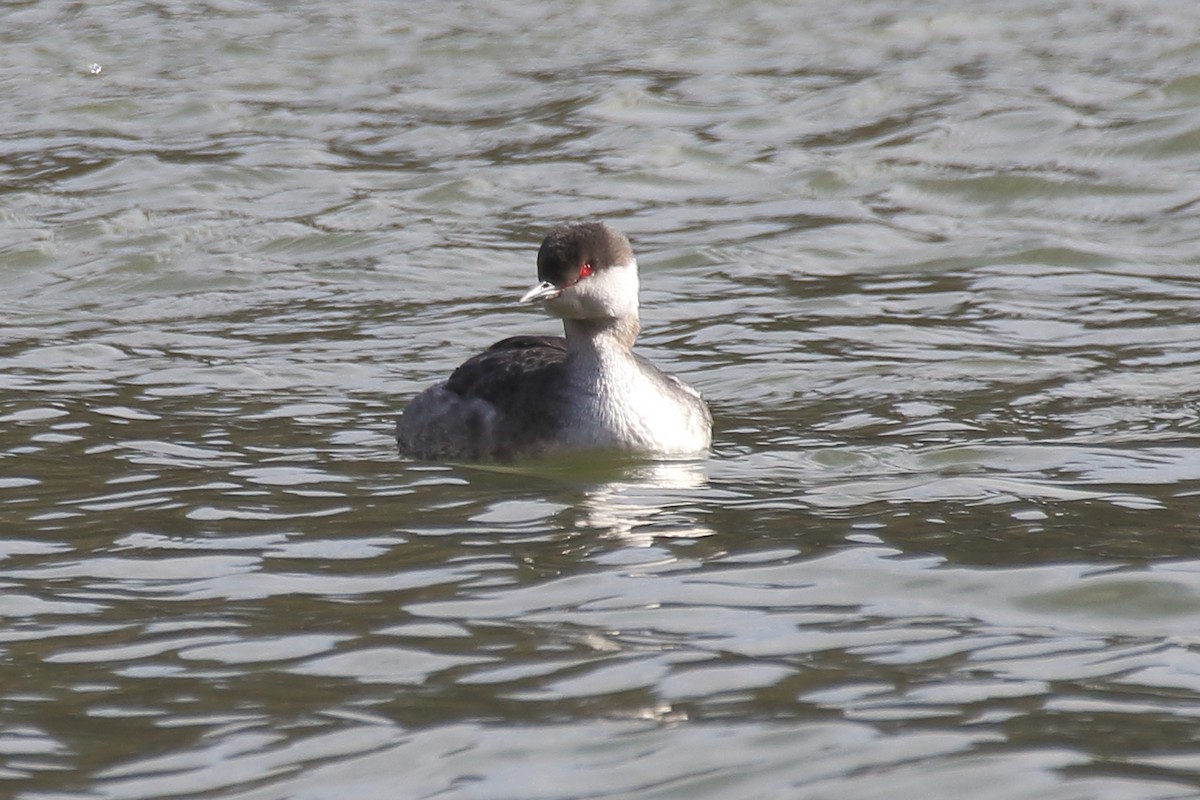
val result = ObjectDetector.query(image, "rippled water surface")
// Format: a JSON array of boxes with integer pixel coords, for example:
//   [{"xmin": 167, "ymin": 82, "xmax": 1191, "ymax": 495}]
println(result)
[{"xmin": 5, "ymin": 1, "xmax": 1200, "ymax": 797}]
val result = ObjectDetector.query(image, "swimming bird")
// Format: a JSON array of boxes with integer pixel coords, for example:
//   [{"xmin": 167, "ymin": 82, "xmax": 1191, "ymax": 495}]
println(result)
[{"xmin": 396, "ymin": 222, "xmax": 712, "ymax": 461}]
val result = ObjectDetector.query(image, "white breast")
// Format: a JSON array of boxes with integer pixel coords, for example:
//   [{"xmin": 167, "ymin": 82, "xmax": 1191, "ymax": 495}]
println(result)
[{"xmin": 565, "ymin": 354, "xmax": 711, "ymax": 455}]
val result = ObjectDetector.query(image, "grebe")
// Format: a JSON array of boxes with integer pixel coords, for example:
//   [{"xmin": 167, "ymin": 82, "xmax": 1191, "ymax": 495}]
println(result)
[{"xmin": 396, "ymin": 222, "xmax": 711, "ymax": 461}]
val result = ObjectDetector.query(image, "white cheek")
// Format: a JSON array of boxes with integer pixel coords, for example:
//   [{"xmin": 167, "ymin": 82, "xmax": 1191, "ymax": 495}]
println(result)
[
  {"xmin": 587, "ymin": 266, "xmax": 639, "ymax": 317},
  {"xmin": 543, "ymin": 261, "xmax": 639, "ymax": 319},
  {"xmin": 543, "ymin": 292, "xmax": 586, "ymax": 318}
]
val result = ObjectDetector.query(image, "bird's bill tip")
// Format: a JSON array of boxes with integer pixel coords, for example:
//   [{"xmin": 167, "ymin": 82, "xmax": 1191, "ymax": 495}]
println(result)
[{"xmin": 520, "ymin": 281, "xmax": 561, "ymax": 304}]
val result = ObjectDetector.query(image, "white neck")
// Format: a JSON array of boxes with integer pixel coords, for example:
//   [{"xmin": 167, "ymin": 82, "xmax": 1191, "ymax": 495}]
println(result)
[{"xmin": 563, "ymin": 315, "xmax": 640, "ymax": 356}]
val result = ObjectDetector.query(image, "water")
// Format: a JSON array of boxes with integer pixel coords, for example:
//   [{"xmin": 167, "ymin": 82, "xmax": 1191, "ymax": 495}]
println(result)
[{"xmin": 4, "ymin": 0, "xmax": 1200, "ymax": 797}]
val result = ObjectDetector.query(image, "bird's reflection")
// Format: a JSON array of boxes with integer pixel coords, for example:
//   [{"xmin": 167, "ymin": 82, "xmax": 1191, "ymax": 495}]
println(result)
[
  {"xmin": 459, "ymin": 453, "xmax": 716, "ymax": 545},
  {"xmin": 573, "ymin": 458, "xmax": 715, "ymax": 546}
]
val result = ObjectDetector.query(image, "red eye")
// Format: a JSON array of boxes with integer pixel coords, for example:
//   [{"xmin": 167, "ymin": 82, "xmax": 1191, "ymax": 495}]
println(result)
[{"xmin": 579, "ymin": 263, "xmax": 593, "ymax": 278}]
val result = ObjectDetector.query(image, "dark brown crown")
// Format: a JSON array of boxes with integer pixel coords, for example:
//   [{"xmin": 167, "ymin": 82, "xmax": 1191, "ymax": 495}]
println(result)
[{"xmin": 536, "ymin": 222, "xmax": 634, "ymax": 286}]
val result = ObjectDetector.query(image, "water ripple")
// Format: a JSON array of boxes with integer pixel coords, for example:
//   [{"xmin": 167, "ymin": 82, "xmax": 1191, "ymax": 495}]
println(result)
[{"xmin": 5, "ymin": 0, "xmax": 1200, "ymax": 797}]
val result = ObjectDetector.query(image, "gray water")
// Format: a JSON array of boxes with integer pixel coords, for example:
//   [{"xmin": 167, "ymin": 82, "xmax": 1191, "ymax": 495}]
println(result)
[{"xmin": 5, "ymin": 1, "xmax": 1200, "ymax": 798}]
